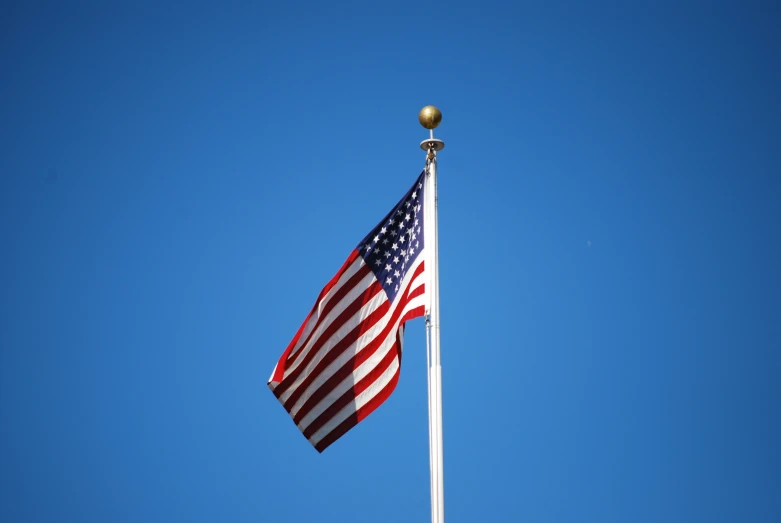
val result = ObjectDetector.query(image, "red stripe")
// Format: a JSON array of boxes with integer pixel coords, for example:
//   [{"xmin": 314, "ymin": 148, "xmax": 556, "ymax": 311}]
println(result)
[
  {"xmin": 290, "ymin": 266, "xmax": 426, "ymax": 424},
  {"xmin": 397, "ymin": 305, "xmax": 425, "ymax": 332},
  {"xmin": 268, "ymin": 250, "xmax": 360, "ymax": 384},
  {"xmin": 286, "ymin": 262, "xmax": 372, "ymax": 368},
  {"xmin": 273, "ymin": 280, "xmax": 386, "ymax": 400}
]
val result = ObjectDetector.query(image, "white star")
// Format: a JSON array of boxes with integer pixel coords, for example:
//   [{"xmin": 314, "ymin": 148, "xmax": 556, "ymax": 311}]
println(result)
[
  {"xmin": 416, "ymin": 240, "xmax": 420, "ymax": 248},
  {"xmin": 389, "ymin": 219, "xmax": 395, "ymax": 226},
  {"xmin": 400, "ymin": 249, "xmax": 407, "ymax": 256},
  {"xmin": 412, "ymin": 191, "xmax": 417, "ymax": 199},
  {"xmin": 416, "ymin": 204, "xmax": 421, "ymax": 212},
  {"xmin": 384, "ymin": 251, "xmax": 391, "ymax": 258},
  {"xmin": 385, "ymin": 264, "xmax": 392, "ymax": 271},
  {"xmin": 411, "ymin": 233, "xmax": 416, "ymax": 241},
  {"xmin": 392, "ymin": 243, "xmax": 398, "ymax": 251},
  {"xmin": 381, "ymin": 227, "xmax": 387, "ymax": 234},
  {"xmin": 399, "ymin": 236, "xmax": 406, "ymax": 244},
  {"xmin": 386, "ymin": 277, "xmax": 393, "ymax": 285},
  {"xmin": 417, "ymin": 227, "xmax": 421, "ymax": 234},
  {"xmin": 394, "ymin": 270, "xmax": 400, "ymax": 277},
  {"xmin": 414, "ymin": 219, "xmax": 419, "ymax": 227},
  {"xmin": 375, "ymin": 259, "xmax": 382, "ymax": 266},
  {"xmin": 373, "ymin": 235, "xmax": 380, "ymax": 243},
  {"xmin": 382, "ymin": 238, "xmax": 389, "ymax": 245},
  {"xmin": 405, "ymin": 255, "xmax": 410, "ymax": 262},
  {"xmin": 405, "ymin": 213, "xmax": 411, "ymax": 222},
  {"xmin": 390, "ymin": 230, "xmax": 397, "ymax": 237},
  {"xmin": 409, "ymin": 247, "xmax": 415, "ymax": 255},
  {"xmin": 395, "ymin": 284, "xmax": 399, "ymax": 292},
  {"xmin": 418, "ymin": 183, "xmax": 422, "ymax": 189},
  {"xmin": 393, "ymin": 256, "xmax": 400, "ymax": 263}
]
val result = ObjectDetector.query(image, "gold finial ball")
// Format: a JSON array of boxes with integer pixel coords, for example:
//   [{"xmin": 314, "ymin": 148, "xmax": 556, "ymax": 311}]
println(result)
[{"xmin": 418, "ymin": 105, "xmax": 442, "ymax": 130}]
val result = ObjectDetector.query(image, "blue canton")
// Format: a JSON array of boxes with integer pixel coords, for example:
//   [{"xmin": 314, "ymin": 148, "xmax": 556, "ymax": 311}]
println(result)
[{"xmin": 357, "ymin": 171, "xmax": 426, "ymax": 303}]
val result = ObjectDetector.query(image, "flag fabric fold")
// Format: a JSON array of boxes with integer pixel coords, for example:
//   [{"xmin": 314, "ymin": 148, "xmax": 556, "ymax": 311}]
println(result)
[{"xmin": 268, "ymin": 171, "xmax": 428, "ymax": 452}]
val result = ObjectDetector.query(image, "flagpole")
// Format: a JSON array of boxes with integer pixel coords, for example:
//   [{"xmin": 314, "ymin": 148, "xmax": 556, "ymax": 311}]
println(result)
[{"xmin": 419, "ymin": 106, "xmax": 445, "ymax": 523}]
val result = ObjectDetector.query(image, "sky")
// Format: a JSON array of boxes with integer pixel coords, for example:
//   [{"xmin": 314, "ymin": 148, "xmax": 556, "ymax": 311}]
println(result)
[{"xmin": 1, "ymin": 1, "xmax": 780, "ymax": 522}]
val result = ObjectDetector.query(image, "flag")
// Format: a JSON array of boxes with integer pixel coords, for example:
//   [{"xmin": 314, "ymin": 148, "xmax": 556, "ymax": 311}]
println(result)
[{"xmin": 268, "ymin": 171, "xmax": 428, "ymax": 452}]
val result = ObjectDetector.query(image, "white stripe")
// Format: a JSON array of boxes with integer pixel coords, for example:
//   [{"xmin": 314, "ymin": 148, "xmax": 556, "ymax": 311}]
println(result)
[
  {"xmin": 296, "ymin": 289, "xmax": 426, "ymax": 431},
  {"xmin": 268, "ymin": 363, "xmax": 280, "ymax": 386},
  {"xmin": 287, "ymin": 257, "xmax": 367, "ymax": 362},
  {"xmin": 283, "ymin": 257, "xmax": 425, "ymax": 410},
  {"xmin": 309, "ymin": 355, "xmax": 401, "ymax": 447}
]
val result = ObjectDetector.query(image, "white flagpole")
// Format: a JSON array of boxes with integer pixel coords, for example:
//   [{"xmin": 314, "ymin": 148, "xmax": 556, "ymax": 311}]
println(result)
[
  {"xmin": 419, "ymin": 106, "xmax": 445, "ymax": 523},
  {"xmin": 425, "ymin": 299, "xmax": 435, "ymax": 523}
]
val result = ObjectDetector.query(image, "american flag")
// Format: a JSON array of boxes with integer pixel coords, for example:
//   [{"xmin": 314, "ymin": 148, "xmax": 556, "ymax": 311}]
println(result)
[{"xmin": 268, "ymin": 171, "xmax": 427, "ymax": 452}]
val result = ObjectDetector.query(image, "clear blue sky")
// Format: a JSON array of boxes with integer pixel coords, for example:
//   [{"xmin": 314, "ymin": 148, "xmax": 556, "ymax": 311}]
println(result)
[{"xmin": 2, "ymin": 2, "xmax": 780, "ymax": 522}]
